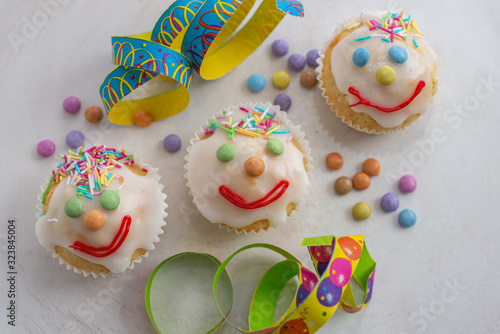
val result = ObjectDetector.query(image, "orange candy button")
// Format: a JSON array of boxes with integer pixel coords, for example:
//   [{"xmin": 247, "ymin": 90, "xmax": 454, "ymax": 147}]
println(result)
[
  {"xmin": 244, "ymin": 156, "xmax": 265, "ymax": 177},
  {"xmin": 326, "ymin": 152, "xmax": 343, "ymax": 170},
  {"xmin": 353, "ymin": 172, "xmax": 370, "ymax": 190},
  {"xmin": 362, "ymin": 158, "xmax": 380, "ymax": 176},
  {"xmin": 134, "ymin": 110, "xmax": 153, "ymax": 127},
  {"xmin": 85, "ymin": 105, "xmax": 103, "ymax": 123},
  {"xmin": 84, "ymin": 210, "xmax": 105, "ymax": 231}
]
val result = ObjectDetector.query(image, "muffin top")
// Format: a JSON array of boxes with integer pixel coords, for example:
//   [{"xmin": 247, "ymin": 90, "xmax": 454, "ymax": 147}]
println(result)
[
  {"xmin": 186, "ymin": 102, "xmax": 311, "ymax": 231},
  {"xmin": 329, "ymin": 11, "xmax": 437, "ymax": 128},
  {"xmin": 36, "ymin": 145, "xmax": 166, "ymax": 274}
]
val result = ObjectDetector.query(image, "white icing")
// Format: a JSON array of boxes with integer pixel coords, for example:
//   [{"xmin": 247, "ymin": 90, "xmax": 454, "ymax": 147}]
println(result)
[
  {"xmin": 36, "ymin": 163, "xmax": 166, "ymax": 274},
  {"xmin": 186, "ymin": 102, "xmax": 311, "ymax": 230},
  {"xmin": 330, "ymin": 12, "xmax": 437, "ymax": 128}
]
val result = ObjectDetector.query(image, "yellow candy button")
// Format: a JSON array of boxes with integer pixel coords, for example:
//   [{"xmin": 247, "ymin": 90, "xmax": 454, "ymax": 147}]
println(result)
[
  {"xmin": 376, "ymin": 65, "xmax": 396, "ymax": 85},
  {"xmin": 272, "ymin": 70, "xmax": 290, "ymax": 89}
]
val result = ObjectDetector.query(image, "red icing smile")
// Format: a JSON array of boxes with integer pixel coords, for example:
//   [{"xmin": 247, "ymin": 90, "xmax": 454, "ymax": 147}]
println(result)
[
  {"xmin": 69, "ymin": 215, "xmax": 131, "ymax": 257},
  {"xmin": 219, "ymin": 180, "xmax": 289, "ymax": 209},
  {"xmin": 348, "ymin": 80, "xmax": 426, "ymax": 113}
]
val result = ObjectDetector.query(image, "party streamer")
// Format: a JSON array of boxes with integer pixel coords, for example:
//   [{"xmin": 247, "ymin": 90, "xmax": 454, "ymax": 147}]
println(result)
[
  {"xmin": 145, "ymin": 235, "xmax": 376, "ymax": 333},
  {"xmin": 100, "ymin": 0, "xmax": 304, "ymax": 125}
]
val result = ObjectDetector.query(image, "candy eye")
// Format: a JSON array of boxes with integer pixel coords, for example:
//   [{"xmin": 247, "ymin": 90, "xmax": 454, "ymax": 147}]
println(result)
[
  {"xmin": 267, "ymin": 138, "xmax": 284, "ymax": 155},
  {"xmin": 100, "ymin": 190, "xmax": 120, "ymax": 210},
  {"xmin": 352, "ymin": 47, "xmax": 370, "ymax": 67},
  {"xmin": 64, "ymin": 198, "xmax": 84, "ymax": 218},
  {"xmin": 389, "ymin": 45, "xmax": 408, "ymax": 63},
  {"xmin": 216, "ymin": 143, "xmax": 236, "ymax": 162}
]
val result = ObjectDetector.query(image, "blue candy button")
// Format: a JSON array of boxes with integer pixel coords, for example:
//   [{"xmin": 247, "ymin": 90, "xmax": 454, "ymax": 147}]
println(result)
[{"xmin": 389, "ymin": 45, "xmax": 408, "ymax": 64}]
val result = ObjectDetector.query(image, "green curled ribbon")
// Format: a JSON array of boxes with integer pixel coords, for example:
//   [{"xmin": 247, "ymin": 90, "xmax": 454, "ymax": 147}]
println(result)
[
  {"xmin": 100, "ymin": 0, "xmax": 304, "ymax": 125},
  {"xmin": 145, "ymin": 235, "xmax": 376, "ymax": 333}
]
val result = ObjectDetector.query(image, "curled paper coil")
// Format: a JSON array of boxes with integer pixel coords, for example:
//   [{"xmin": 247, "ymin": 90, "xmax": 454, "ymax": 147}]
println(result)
[
  {"xmin": 145, "ymin": 235, "xmax": 376, "ymax": 333},
  {"xmin": 100, "ymin": 0, "xmax": 304, "ymax": 125}
]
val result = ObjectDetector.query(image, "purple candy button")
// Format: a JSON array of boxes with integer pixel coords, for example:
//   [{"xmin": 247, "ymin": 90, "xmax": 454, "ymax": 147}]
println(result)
[
  {"xmin": 66, "ymin": 131, "xmax": 85, "ymax": 149},
  {"xmin": 63, "ymin": 96, "xmax": 81, "ymax": 114},
  {"xmin": 163, "ymin": 134, "xmax": 182, "ymax": 153},
  {"xmin": 274, "ymin": 94, "xmax": 291, "ymax": 111},
  {"xmin": 271, "ymin": 39, "xmax": 289, "ymax": 57},
  {"xmin": 399, "ymin": 174, "xmax": 417, "ymax": 193},
  {"xmin": 306, "ymin": 49, "xmax": 320, "ymax": 67},
  {"xmin": 288, "ymin": 53, "xmax": 306, "ymax": 71},
  {"xmin": 380, "ymin": 192, "xmax": 400, "ymax": 212},
  {"xmin": 37, "ymin": 140, "xmax": 55, "ymax": 157}
]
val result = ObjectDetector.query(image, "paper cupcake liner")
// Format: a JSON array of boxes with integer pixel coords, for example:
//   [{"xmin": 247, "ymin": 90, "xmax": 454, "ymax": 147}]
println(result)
[
  {"xmin": 184, "ymin": 101, "xmax": 313, "ymax": 235},
  {"xmin": 316, "ymin": 11, "xmax": 416, "ymax": 135},
  {"xmin": 36, "ymin": 147, "xmax": 167, "ymax": 278}
]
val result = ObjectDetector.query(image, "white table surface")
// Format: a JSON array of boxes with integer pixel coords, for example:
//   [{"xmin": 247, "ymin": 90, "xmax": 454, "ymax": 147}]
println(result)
[{"xmin": 1, "ymin": 0, "xmax": 500, "ymax": 333}]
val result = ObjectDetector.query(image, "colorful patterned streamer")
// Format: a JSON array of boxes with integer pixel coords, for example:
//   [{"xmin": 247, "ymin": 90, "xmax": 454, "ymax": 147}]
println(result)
[
  {"xmin": 145, "ymin": 235, "xmax": 376, "ymax": 333},
  {"xmin": 100, "ymin": 0, "xmax": 304, "ymax": 125}
]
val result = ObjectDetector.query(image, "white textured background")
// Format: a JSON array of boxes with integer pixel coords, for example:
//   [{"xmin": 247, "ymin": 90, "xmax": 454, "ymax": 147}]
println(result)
[{"xmin": 1, "ymin": 0, "xmax": 499, "ymax": 333}]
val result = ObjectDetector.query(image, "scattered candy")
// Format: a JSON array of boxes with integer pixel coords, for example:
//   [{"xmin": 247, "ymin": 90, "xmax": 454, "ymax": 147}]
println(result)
[
  {"xmin": 306, "ymin": 49, "xmax": 320, "ymax": 67},
  {"xmin": 66, "ymin": 130, "xmax": 85, "ymax": 149},
  {"xmin": 352, "ymin": 202, "xmax": 371, "ymax": 220},
  {"xmin": 274, "ymin": 94, "xmax": 292, "ymax": 111},
  {"xmin": 272, "ymin": 71, "xmax": 290, "ymax": 89},
  {"xmin": 334, "ymin": 176, "xmax": 352, "ymax": 195},
  {"xmin": 244, "ymin": 156, "xmax": 265, "ymax": 177},
  {"xmin": 300, "ymin": 70, "xmax": 318, "ymax": 87},
  {"xmin": 376, "ymin": 65, "xmax": 396, "ymax": 85},
  {"xmin": 63, "ymin": 96, "xmax": 81, "ymax": 114},
  {"xmin": 271, "ymin": 39, "xmax": 289, "ymax": 57},
  {"xmin": 399, "ymin": 174, "xmax": 417, "ymax": 193},
  {"xmin": 216, "ymin": 143, "xmax": 236, "ymax": 162},
  {"xmin": 163, "ymin": 134, "xmax": 182, "ymax": 153},
  {"xmin": 353, "ymin": 172, "xmax": 370, "ymax": 190},
  {"xmin": 352, "ymin": 47, "xmax": 370, "ymax": 67},
  {"xmin": 37, "ymin": 139, "xmax": 56, "ymax": 157},
  {"xmin": 267, "ymin": 138, "xmax": 284, "ymax": 155},
  {"xmin": 83, "ymin": 210, "xmax": 105, "ymax": 231},
  {"xmin": 288, "ymin": 53, "xmax": 306, "ymax": 71},
  {"xmin": 247, "ymin": 74, "xmax": 266, "ymax": 92},
  {"xmin": 380, "ymin": 192, "xmax": 399, "ymax": 212},
  {"xmin": 399, "ymin": 209, "xmax": 417, "ymax": 227},
  {"xmin": 326, "ymin": 152, "xmax": 343, "ymax": 170},
  {"xmin": 85, "ymin": 105, "xmax": 103, "ymax": 123},
  {"xmin": 362, "ymin": 158, "xmax": 380, "ymax": 176},
  {"xmin": 134, "ymin": 110, "xmax": 153, "ymax": 127}
]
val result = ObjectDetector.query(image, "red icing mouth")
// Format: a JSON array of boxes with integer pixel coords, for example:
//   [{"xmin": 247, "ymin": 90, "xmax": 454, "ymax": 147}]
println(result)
[
  {"xmin": 219, "ymin": 180, "xmax": 289, "ymax": 209},
  {"xmin": 348, "ymin": 80, "xmax": 426, "ymax": 113},
  {"xmin": 69, "ymin": 215, "xmax": 131, "ymax": 257}
]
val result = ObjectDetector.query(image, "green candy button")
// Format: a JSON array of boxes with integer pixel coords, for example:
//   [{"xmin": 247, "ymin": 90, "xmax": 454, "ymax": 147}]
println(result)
[
  {"xmin": 267, "ymin": 138, "xmax": 284, "ymax": 155},
  {"xmin": 64, "ymin": 198, "xmax": 84, "ymax": 218},
  {"xmin": 100, "ymin": 190, "xmax": 120, "ymax": 210},
  {"xmin": 216, "ymin": 143, "xmax": 235, "ymax": 162}
]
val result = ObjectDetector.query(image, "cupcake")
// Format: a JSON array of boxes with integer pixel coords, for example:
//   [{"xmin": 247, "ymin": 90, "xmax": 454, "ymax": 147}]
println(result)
[
  {"xmin": 36, "ymin": 145, "xmax": 167, "ymax": 277},
  {"xmin": 185, "ymin": 102, "xmax": 312, "ymax": 234},
  {"xmin": 318, "ymin": 11, "xmax": 438, "ymax": 133}
]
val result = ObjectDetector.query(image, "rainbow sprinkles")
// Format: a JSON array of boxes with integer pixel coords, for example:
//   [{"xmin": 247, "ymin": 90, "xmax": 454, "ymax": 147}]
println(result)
[
  {"xmin": 204, "ymin": 106, "xmax": 292, "ymax": 141},
  {"xmin": 347, "ymin": 11, "xmax": 424, "ymax": 48},
  {"xmin": 42, "ymin": 145, "xmax": 141, "ymax": 204}
]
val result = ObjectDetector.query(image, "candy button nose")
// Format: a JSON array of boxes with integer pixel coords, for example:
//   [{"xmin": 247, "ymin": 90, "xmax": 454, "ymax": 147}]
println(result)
[
  {"xmin": 376, "ymin": 65, "xmax": 396, "ymax": 85},
  {"xmin": 244, "ymin": 156, "xmax": 265, "ymax": 177},
  {"xmin": 83, "ymin": 210, "xmax": 105, "ymax": 231}
]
